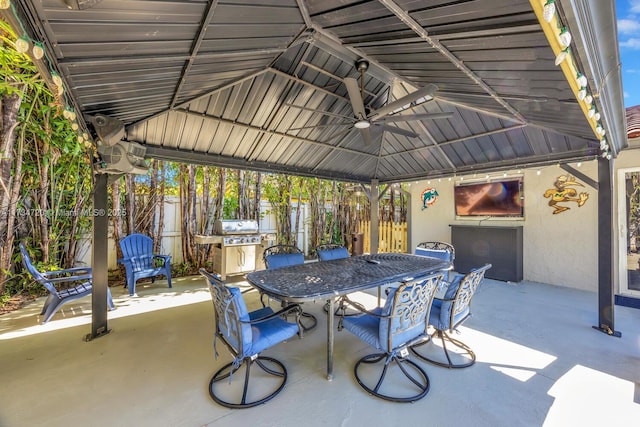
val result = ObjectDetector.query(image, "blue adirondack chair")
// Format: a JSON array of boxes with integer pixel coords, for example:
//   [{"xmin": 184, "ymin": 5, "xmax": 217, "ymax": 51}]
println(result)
[
  {"xmin": 118, "ymin": 234, "xmax": 172, "ymax": 296},
  {"xmin": 19, "ymin": 242, "xmax": 115, "ymax": 323}
]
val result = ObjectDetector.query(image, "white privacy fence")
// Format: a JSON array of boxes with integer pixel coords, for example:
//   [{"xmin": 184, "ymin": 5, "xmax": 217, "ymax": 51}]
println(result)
[{"xmin": 76, "ymin": 197, "xmax": 310, "ymax": 269}]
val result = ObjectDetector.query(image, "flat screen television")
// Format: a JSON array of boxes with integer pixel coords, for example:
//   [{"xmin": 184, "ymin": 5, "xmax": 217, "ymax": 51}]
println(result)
[{"xmin": 454, "ymin": 178, "xmax": 524, "ymax": 218}]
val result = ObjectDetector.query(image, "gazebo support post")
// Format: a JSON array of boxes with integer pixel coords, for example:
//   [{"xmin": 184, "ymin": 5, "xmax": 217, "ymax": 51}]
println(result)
[
  {"xmin": 86, "ymin": 173, "xmax": 111, "ymax": 341},
  {"xmin": 593, "ymin": 157, "xmax": 621, "ymax": 337}
]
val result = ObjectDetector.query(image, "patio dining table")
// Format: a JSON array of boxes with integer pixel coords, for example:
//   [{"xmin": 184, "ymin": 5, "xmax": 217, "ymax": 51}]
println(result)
[{"xmin": 246, "ymin": 252, "xmax": 452, "ymax": 380}]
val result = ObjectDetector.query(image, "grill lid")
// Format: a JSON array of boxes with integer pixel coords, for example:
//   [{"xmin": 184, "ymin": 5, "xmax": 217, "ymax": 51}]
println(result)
[{"xmin": 213, "ymin": 219, "xmax": 259, "ymax": 235}]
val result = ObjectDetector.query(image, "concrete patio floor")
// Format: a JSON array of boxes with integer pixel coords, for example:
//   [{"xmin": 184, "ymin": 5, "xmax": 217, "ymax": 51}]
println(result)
[{"xmin": 1, "ymin": 274, "xmax": 639, "ymax": 427}]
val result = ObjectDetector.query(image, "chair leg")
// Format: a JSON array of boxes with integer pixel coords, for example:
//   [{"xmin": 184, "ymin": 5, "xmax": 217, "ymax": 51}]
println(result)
[
  {"xmin": 353, "ymin": 353, "xmax": 430, "ymax": 402},
  {"xmin": 41, "ymin": 297, "xmax": 62, "ymax": 324},
  {"xmin": 300, "ymin": 311, "xmax": 317, "ymax": 332},
  {"xmin": 323, "ymin": 300, "xmax": 359, "ymax": 317},
  {"xmin": 208, "ymin": 356, "xmax": 288, "ymax": 409},
  {"xmin": 411, "ymin": 330, "xmax": 476, "ymax": 369}
]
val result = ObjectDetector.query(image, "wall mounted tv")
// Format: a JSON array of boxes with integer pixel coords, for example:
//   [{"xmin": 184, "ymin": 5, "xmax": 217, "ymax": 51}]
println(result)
[{"xmin": 454, "ymin": 178, "xmax": 524, "ymax": 218}]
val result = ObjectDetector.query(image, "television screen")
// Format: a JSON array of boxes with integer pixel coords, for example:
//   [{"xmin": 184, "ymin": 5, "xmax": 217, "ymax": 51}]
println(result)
[{"xmin": 454, "ymin": 179, "xmax": 524, "ymax": 217}]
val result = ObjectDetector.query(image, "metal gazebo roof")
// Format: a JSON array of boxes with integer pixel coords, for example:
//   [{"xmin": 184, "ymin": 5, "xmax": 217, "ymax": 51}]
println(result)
[{"xmin": 4, "ymin": 0, "xmax": 625, "ymax": 184}]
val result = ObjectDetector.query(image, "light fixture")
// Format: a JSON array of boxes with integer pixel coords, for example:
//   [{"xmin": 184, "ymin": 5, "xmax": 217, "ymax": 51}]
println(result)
[
  {"xmin": 51, "ymin": 71, "xmax": 63, "ymax": 87},
  {"xmin": 577, "ymin": 162, "xmax": 582, "ymax": 167},
  {"xmin": 577, "ymin": 87, "xmax": 587, "ymax": 100},
  {"xmin": 32, "ymin": 42, "xmax": 44, "ymax": 60},
  {"xmin": 543, "ymin": 0, "xmax": 556, "ymax": 23},
  {"xmin": 15, "ymin": 36, "xmax": 29, "ymax": 53},
  {"xmin": 63, "ymin": 0, "xmax": 104, "ymax": 9},
  {"xmin": 555, "ymin": 48, "xmax": 570, "ymax": 66},
  {"xmin": 0, "ymin": 0, "xmax": 11, "ymax": 10},
  {"xmin": 558, "ymin": 27, "xmax": 572, "ymax": 47},
  {"xmin": 503, "ymin": 172, "xmax": 507, "ymax": 177},
  {"xmin": 576, "ymin": 73, "xmax": 588, "ymax": 87},
  {"xmin": 354, "ymin": 120, "xmax": 370, "ymax": 129},
  {"xmin": 536, "ymin": 169, "xmax": 541, "ymax": 176}
]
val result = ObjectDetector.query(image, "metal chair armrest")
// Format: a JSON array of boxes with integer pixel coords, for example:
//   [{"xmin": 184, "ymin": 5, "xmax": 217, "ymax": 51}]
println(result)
[
  {"xmin": 340, "ymin": 295, "xmax": 391, "ymax": 319},
  {"xmin": 243, "ymin": 303, "xmax": 302, "ymax": 325}
]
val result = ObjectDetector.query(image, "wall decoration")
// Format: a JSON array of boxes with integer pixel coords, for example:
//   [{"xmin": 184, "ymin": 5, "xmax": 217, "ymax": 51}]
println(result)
[
  {"xmin": 543, "ymin": 174, "xmax": 589, "ymax": 214},
  {"xmin": 421, "ymin": 187, "xmax": 439, "ymax": 210}
]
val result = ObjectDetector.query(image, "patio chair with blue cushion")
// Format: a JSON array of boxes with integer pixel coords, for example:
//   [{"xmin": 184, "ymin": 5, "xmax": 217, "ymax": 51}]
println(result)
[
  {"xmin": 338, "ymin": 271, "xmax": 444, "ymax": 402},
  {"xmin": 118, "ymin": 234, "xmax": 172, "ymax": 296},
  {"xmin": 19, "ymin": 242, "xmax": 114, "ymax": 323},
  {"xmin": 315, "ymin": 243, "xmax": 350, "ymax": 261},
  {"xmin": 315, "ymin": 244, "xmax": 356, "ymax": 316},
  {"xmin": 415, "ymin": 241, "xmax": 455, "ymax": 281},
  {"xmin": 411, "ymin": 263, "xmax": 491, "ymax": 369},
  {"xmin": 262, "ymin": 244, "xmax": 316, "ymax": 332},
  {"xmin": 200, "ymin": 268, "xmax": 301, "ymax": 408}
]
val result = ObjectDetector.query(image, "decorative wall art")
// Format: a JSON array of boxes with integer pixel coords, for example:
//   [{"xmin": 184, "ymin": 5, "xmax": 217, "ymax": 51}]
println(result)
[
  {"xmin": 543, "ymin": 174, "xmax": 589, "ymax": 214},
  {"xmin": 421, "ymin": 187, "xmax": 439, "ymax": 210}
]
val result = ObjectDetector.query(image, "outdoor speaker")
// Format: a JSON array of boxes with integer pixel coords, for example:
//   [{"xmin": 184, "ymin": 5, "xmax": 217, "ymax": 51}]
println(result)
[{"xmin": 90, "ymin": 114, "xmax": 125, "ymax": 147}]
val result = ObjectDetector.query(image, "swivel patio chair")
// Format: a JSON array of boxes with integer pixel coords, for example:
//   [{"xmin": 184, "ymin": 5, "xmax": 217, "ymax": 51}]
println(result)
[
  {"xmin": 315, "ymin": 244, "xmax": 356, "ymax": 316},
  {"xmin": 262, "ymin": 244, "xmax": 317, "ymax": 332},
  {"xmin": 338, "ymin": 271, "xmax": 444, "ymax": 402},
  {"xmin": 411, "ymin": 263, "xmax": 491, "ymax": 369},
  {"xmin": 315, "ymin": 243, "xmax": 350, "ymax": 261},
  {"xmin": 19, "ymin": 242, "xmax": 114, "ymax": 324},
  {"xmin": 200, "ymin": 268, "xmax": 302, "ymax": 408},
  {"xmin": 415, "ymin": 241, "xmax": 455, "ymax": 281},
  {"xmin": 118, "ymin": 233, "xmax": 172, "ymax": 296}
]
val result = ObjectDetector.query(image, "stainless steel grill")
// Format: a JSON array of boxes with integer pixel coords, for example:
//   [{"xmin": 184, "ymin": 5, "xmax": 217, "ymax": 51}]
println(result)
[{"xmin": 195, "ymin": 219, "xmax": 262, "ymax": 279}]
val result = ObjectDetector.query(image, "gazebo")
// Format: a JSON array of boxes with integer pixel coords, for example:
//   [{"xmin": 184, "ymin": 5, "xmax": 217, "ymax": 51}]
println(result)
[{"xmin": 1, "ymin": 1, "xmax": 627, "ymax": 339}]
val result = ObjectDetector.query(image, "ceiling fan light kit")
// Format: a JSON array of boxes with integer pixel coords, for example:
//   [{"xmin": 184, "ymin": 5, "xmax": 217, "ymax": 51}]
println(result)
[{"xmin": 293, "ymin": 60, "xmax": 452, "ymax": 145}]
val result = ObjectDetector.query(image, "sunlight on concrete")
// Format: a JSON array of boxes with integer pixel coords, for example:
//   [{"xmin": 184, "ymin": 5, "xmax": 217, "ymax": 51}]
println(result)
[
  {"xmin": 0, "ymin": 276, "xmax": 210, "ymax": 340},
  {"xmin": 544, "ymin": 364, "xmax": 640, "ymax": 425},
  {"xmin": 469, "ymin": 328, "xmax": 557, "ymax": 382}
]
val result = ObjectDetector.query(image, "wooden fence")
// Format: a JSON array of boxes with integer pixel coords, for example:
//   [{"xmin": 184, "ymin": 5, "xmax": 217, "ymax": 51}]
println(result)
[{"xmin": 358, "ymin": 220, "xmax": 408, "ymax": 254}]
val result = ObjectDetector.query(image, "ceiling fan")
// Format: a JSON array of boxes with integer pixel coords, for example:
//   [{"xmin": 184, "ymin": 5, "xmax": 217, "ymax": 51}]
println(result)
[{"xmin": 289, "ymin": 59, "xmax": 452, "ymax": 145}]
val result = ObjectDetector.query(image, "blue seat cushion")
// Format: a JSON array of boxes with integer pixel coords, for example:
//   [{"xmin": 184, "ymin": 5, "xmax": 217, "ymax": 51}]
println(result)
[
  {"xmin": 415, "ymin": 247, "xmax": 452, "ymax": 262},
  {"xmin": 429, "ymin": 297, "xmax": 470, "ymax": 331},
  {"xmin": 341, "ymin": 306, "xmax": 385, "ymax": 351},
  {"xmin": 224, "ymin": 288, "xmax": 298, "ymax": 357},
  {"xmin": 265, "ymin": 253, "xmax": 304, "ymax": 269},
  {"xmin": 247, "ymin": 306, "xmax": 299, "ymax": 356},
  {"xmin": 317, "ymin": 247, "xmax": 349, "ymax": 261},
  {"xmin": 342, "ymin": 286, "xmax": 427, "ymax": 352}
]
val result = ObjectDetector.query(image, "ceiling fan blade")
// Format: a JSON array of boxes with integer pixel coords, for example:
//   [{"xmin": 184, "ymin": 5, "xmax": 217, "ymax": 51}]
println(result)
[
  {"xmin": 359, "ymin": 127, "xmax": 372, "ymax": 145},
  {"xmin": 370, "ymin": 83, "xmax": 438, "ymax": 119},
  {"xmin": 289, "ymin": 122, "xmax": 353, "ymax": 131},
  {"xmin": 321, "ymin": 127, "xmax": 353, "ymax": 144},
  {"xmin": 377, "ymin": 112, "xmax": 453, "ymax": 123},
  {"xmin": 344, "ymin": 77, "xmax": 367, "ymax": 120},
  {"xmin": 284, "ymin": 103, "xmax": 354, "ymax": 120},
  {"xmin": 376, "ymin": 124, "xmax": 419, "ymax": 138}
]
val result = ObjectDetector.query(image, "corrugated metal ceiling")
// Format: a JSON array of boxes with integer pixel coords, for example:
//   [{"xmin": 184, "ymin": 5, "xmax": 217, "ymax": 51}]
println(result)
[{"xmin": 6, "ymin": 0, "xmax": 625, "ymax": 183}]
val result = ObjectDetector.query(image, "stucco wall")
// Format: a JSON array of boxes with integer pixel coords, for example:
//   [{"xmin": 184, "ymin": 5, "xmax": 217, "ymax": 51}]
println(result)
[{"xmin": 409, "ymin": 162, "xmax": 599, "ymax": 291}]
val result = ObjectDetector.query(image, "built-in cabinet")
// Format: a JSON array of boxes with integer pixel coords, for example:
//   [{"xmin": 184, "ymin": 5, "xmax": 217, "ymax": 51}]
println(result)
[{"xmin": 450, "ymin": 225, "xmax": 523, "ymax": 282}]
